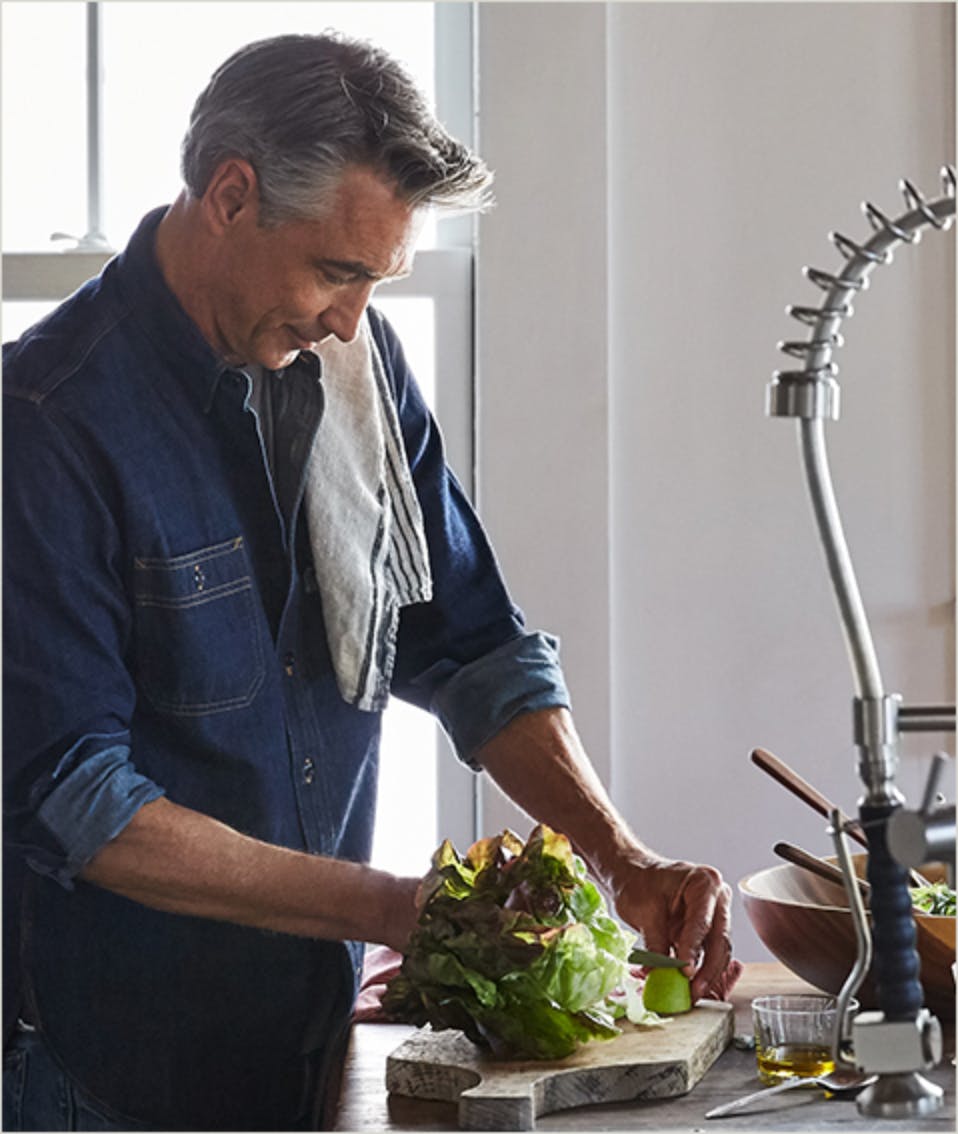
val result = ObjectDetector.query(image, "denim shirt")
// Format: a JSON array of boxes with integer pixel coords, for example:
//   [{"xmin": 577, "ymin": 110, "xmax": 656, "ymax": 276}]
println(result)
[{"xmin": 2, "ymin": 207, "xmax": 569, "ymax": 1129}]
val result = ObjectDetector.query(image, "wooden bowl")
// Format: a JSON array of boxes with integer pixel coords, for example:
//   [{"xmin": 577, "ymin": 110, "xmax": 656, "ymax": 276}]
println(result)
[{"xmin": 740, "ymin": 856, "xmax": 955, "ymax": 1021}]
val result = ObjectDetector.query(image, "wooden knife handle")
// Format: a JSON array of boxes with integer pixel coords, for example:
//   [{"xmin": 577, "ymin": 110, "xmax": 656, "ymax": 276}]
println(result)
[{"xmin": 750, "ymin": 747, "xmax": 870, "ymax": 849}]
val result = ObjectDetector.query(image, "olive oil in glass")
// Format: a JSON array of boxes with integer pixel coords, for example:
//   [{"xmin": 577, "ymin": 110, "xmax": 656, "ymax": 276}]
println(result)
[{"xmin": 756, "ymin": 1042, "xmax": 836, "ymax": 1085}]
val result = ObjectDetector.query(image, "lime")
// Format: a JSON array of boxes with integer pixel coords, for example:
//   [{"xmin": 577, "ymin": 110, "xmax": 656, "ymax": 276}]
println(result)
[{"xmin": 642, "ymin": 966, "xmax": 692, "ymax": 1015}]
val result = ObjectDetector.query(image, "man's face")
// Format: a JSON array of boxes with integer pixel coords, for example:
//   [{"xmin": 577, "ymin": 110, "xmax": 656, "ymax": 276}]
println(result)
[{"xmin": 209, "ymin": 165, "xmax": 423, "ymax": 369}]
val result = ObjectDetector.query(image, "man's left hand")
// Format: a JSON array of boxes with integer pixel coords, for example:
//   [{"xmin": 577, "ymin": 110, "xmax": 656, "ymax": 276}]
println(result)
[{"xmin": 612, "ymin": 854, "xmax": 736, "ymax": 1001}]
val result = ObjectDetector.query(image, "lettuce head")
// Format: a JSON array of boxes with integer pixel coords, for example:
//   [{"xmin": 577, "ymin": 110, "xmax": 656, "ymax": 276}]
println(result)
[{"xmin": 381, "ymin": 824, "xmax": 636, "ymax": 1060}]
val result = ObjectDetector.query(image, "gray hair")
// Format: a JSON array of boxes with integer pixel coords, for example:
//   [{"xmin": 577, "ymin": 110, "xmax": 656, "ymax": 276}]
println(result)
[{"xmin": 181, "ymin": 32, "xmax": 494, "ymax": 225}]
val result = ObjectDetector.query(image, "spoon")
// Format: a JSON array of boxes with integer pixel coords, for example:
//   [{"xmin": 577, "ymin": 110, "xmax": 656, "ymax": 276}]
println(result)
[
  {"xmin": 705, "ymin": 1067, "xmax": 878, "ymax": 1119},
  {"xmin": 773, "ymin": 841, "xmax": 871, "ymax": 903}
]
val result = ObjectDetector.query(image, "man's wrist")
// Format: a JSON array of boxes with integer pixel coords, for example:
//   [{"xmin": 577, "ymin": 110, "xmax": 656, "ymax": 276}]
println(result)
[
  {"xmin": 376, "ymin": 873, "xmax": 420, "ymax": 953},
  {"xmin": 589, "ymin": 833, "xmax": 661, "ymax": 903}
]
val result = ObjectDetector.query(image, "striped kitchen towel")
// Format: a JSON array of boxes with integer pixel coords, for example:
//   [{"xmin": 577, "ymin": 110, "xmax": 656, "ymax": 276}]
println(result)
[{"xmin": 305, "ymin": 318, "xmax": 433, "ymax": 711}]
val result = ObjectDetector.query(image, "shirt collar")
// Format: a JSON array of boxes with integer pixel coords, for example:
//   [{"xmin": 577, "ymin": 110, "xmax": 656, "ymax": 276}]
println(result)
[{"xmin": 113, "ymin": 206, "xmax": 231, "ymax": 413}]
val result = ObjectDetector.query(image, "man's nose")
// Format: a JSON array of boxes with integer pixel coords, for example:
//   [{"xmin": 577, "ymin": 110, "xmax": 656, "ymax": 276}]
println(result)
[{"xmin": 323, "ymin": 282, "xmax": 377, "ymax": 343}]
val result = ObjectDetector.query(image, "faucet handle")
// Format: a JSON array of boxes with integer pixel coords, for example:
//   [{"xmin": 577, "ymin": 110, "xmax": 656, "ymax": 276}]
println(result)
[
  {"xmin": 918, "ymin": 752, "xmax": 950, "ymax": 816},
  {"xmin": 887, "ymin": 754, "xmax": 956, "ymax": 884}
]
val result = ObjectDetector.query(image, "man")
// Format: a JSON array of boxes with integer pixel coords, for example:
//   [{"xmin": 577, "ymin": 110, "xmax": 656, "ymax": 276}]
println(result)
[{"xmin": 3, "ymin": 32, "xmax": 734, "ymax": 1131}]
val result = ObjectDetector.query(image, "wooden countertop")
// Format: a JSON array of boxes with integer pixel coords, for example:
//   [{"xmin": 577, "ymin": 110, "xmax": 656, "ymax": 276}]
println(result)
[{"xmin": 331, "ymin": 963, "xmax": 955, "ymax": 1131}]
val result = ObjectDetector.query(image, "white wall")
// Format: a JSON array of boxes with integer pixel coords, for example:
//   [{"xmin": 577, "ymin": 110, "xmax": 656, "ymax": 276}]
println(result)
[
  {"xmin": 475, "ymin": 1, "xmax": 955, "ymax": 961},
  {"xmin": 475, "ymin": 1, "xmax": 613, "ymax": 783}
]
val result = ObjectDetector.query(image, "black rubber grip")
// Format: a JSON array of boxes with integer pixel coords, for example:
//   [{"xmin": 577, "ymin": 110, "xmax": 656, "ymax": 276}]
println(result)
[{"xmin": 860, "ymin": 801, "xmax": 924, "ymax": 1020}]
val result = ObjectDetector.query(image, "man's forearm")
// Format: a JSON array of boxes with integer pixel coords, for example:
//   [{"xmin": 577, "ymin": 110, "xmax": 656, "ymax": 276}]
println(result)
[
  {"xmin": 473, "ymin": 706, "xmax": 652, "ymax": 893},
  {"xmin": 80, "ymin": 796, "xmax": 419, "ymax": 950}
]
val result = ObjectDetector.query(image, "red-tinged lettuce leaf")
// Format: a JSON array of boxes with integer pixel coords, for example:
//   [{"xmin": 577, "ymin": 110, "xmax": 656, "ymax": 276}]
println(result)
[{"xmin": 381, "ymin": 824, "xmax": 637, "ymax": 1060}]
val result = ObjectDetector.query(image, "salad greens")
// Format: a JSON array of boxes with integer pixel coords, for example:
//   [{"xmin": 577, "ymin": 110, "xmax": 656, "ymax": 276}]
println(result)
[
  {"xmin": 910, "ymin": 881, "xmax": 956, "ymax": 917},
  {"xmin": 382, "ymin": 825, "xmax": 644, "ymax": 1060}
]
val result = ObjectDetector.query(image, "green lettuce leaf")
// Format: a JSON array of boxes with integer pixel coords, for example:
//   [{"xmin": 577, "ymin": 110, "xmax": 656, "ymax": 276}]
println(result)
[
  {"xmin": 910, "ymin": 881, "xmax": 956, "ymax": 917},
  {"xmin": 381, "ymin": 824, "xmax": 637, "ymax": 1060}
]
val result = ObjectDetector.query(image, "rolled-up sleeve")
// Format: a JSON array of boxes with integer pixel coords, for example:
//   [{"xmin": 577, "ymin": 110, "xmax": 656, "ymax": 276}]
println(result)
[
  {"xmin": 430, "ymin": 631, "xmax": 571, "ymax": 767},
  {"xmin": 27, "ymin": 738, "xmax": 164, "ymax": 887},
  {"xmin": 3, "ymin": 389, "xmax": 163, "ymax": 887}
]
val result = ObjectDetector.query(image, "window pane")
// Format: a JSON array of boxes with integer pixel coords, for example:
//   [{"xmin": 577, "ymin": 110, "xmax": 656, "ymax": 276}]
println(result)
[
  {"xmin": 375, "ymin": 295, "xmax": 436, "ymax": 406},
  {"xmin": 374, "ymin": 699, "xmax": 438, "ymax": 875},
  {"xmin": 2, "ymin": 2, "xmax": 437, "ymax": 253},
  {"xmin": 370, "ymin": 295, "xmax": 439, "ymax": 874},
  {"xmin": 1, "ymin": 3, "xmax": 87, "ymax": 250},
  {"xmin": 100, "ymin": 1, "xmax": 436, "ymax": 248},
  {"xmin": 2, "ymin": 301, "xmax": 59, "ymax": 341}
]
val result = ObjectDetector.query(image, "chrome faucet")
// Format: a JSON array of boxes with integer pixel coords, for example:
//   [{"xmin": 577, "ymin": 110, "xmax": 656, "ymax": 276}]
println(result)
[{"xmin": 766, "ymin": 166, "xmax": 956, "ymax": 1120}]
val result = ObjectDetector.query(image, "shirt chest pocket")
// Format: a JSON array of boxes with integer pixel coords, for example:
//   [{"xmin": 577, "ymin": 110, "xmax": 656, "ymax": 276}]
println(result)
[{"xmin": 133, "ymin": 536, "xmax": 265, "ymax": 716}]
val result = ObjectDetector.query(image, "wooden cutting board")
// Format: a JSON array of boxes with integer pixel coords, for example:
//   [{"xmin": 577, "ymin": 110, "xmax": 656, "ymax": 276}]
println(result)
[{"xmin": 385, "ymin": 1001, "xmax": 734, "ymax": 1130}]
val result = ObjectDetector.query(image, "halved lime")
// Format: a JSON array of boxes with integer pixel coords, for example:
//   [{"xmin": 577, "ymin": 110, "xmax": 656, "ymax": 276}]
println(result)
[{"xmin": 642, "ymin": 966, "xmax": 692, "ymax": 1015}]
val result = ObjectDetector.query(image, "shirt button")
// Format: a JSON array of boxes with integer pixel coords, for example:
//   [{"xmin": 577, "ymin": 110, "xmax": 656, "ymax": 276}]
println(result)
[
  {"xmin": 303, "ymin": 758, "xmax": 315, "ymax": 785},
  {"xmin": 284, "ymin": 652, "xmax": 295, "ymax": 676}
]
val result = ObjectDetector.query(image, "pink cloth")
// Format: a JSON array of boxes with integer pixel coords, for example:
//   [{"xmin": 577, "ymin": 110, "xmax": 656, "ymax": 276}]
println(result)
[
  {"xmin": 353, "ymin": 945, "xmax": 404, "ymax": 1022},
  {"xmin": 352, "ymin": 945, "xmax": 745, "ymax": 1023}
]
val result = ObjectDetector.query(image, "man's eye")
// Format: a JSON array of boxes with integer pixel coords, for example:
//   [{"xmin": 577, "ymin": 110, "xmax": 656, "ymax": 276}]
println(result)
[{"xmin": 321, "ymin": 269, "xmax": 350, "ymax": 286}]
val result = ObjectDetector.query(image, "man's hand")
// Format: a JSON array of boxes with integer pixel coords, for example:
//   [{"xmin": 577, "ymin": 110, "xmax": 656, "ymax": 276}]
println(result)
[
  {"xmin": 474, "ymin": 707, "xmax": 738, "ymax": 1002},
  {"xmin": 611, "ymin": 853, "xmax": 734, "ymax": 1001}
]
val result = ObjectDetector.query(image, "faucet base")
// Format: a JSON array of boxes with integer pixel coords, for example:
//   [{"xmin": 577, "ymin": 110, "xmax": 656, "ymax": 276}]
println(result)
[{"xmin": 855, "ymin": 1071, "xmax": 944, "ymax": 1119}]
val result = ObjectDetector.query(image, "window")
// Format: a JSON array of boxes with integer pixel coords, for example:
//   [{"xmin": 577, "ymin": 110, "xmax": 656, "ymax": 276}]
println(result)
[
  {"xmin": 2, "ymin": 0, "xmax": 478, "ymax": 875},
  {"xmin": 2, "ymin": 2, "xmax": 437, "ymax": 253}
]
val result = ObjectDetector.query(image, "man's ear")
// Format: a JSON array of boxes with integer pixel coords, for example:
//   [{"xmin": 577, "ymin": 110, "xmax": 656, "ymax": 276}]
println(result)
[{"xmin": 201, "ymin": 159, "xmax": 259, "ymax": 232}]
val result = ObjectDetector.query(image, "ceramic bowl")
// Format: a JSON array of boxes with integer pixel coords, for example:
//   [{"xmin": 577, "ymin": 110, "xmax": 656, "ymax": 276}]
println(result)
[{"xmin": 740, "ymin": 855, "xmax": 955, "ymax": 1021}]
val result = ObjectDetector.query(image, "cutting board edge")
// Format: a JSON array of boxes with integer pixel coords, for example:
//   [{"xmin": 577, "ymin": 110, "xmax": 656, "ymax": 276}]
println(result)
[
  {"xmin": 460, "ymin": 1004, "xmax": 734, "ymax": 1130},
  {"xmin": 386, "ymin": 1049, "xmax": 482, "ymax": 1104},
  {"xmin": 386, "ymin": 1000, "xmax": 735, "ymax": 1130}
]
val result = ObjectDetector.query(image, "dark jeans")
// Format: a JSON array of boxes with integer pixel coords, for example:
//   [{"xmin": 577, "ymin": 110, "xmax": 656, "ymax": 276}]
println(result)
[
  {"xmin": 3, "ymin": 1019, "xmax": 348, "ymax": 1131},
  {"xmin": 3, "ymin": 1022, "xmax": 140, "ymax": 1131}
]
